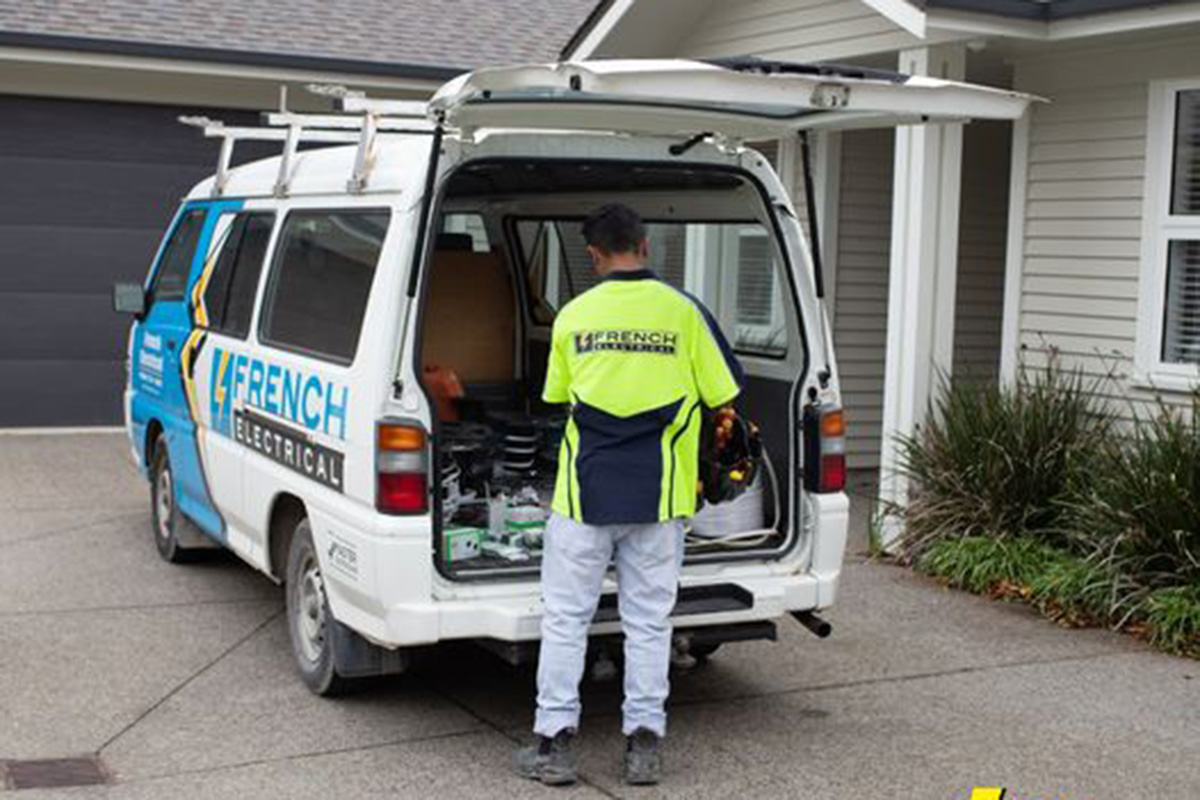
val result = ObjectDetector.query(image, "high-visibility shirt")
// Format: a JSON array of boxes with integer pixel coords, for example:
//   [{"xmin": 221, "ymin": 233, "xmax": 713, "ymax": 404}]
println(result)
[{"xmin": 543, "ymin": 268, "xmax": 743, "ymax": 525}]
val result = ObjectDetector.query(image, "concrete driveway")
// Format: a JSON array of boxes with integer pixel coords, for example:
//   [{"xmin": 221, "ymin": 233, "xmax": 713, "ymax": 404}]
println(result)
[{"xmin": 1, "ymin": 432, "xmax": 1197, "ymax": 799}]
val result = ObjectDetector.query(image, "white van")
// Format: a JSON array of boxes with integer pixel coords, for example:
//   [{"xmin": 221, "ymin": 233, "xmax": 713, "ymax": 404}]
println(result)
[{"xmin": 114, "ymin": 59, "xmax": 1030, "ymax": 694}]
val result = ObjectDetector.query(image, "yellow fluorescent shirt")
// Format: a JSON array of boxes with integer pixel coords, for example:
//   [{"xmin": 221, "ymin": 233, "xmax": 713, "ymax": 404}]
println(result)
[{"xmin": 543, "ymin": 269, "xmax": 743, "ymax": 525}]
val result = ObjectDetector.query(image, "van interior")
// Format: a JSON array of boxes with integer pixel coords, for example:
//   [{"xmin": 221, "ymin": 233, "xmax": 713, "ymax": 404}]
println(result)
[{"xmin": 418, "ymin": 159, "xmax": 805, "ymax": 578}]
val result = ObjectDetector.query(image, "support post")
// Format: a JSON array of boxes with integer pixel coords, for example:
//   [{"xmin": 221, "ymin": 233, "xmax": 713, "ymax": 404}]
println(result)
[{"xmin": 877, "ymin": 45, "xmax": 966, "ymax": 550}]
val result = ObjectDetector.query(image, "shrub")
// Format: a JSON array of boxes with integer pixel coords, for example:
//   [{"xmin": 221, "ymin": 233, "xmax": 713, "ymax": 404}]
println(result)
[
  {"xmin": 1069, "ymin": 395, "xmax": 1200, "ymax": 604},
  {"xmin": 918, "ymin": 536, "xmax": 1054, "ymax": 595},
  {"xmin": 895, "ymin": 362, "xmax": 1113, "ymax": 561},
  {"xmin": 1025, "ymin": 553, "xmax": 1123, "ymax": 627},
  {"xmin": 1144, "ymin": 586, "xmax": 1200, "ymax": 657}
]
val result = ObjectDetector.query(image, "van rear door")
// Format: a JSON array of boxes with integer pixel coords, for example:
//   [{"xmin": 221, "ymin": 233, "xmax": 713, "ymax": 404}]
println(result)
[{"xmin": 427, "ymin": 58, "xmax": 1035, "ymax": 138}]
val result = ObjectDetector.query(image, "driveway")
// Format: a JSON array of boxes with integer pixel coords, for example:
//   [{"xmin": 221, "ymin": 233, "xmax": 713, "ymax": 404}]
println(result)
[{"xmin": 0, "ymin": 432, "xmax": 1196, "ymax": 798}]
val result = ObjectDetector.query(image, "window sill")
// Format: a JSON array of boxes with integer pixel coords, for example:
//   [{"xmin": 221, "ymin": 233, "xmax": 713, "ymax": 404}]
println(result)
[{"xmin": 1129, "ymin": 369, "xmax": 1200, "ymax": 394}]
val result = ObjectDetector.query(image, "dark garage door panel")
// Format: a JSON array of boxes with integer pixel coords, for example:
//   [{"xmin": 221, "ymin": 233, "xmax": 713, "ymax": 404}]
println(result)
[
  {"xmin": 0, "ymin": 294, "xmax": 131, "ymax": 361},
  {"xmin": 0, "ymin": 156, "xmax": 211, "ymax": 228},
  {"xmin": 0, "ymin": 360, "xmax": 127, "ymax": 427},
  {"xmin": 0, "ymin": 225, "xmax": 165, "ymax": 295},
  {"xmin": 0, "ymin": 95, "xmax": 265, "ymax": 427}
]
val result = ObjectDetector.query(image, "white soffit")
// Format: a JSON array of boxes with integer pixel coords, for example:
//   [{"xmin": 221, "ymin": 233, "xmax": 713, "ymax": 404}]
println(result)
[
  {"xmin": 861, "ymin": 0, "xmax": 928, "ymax": 38},
  {"xmin": 927, "ymin": 1, "xmax": 1200, "ymax": 42}
]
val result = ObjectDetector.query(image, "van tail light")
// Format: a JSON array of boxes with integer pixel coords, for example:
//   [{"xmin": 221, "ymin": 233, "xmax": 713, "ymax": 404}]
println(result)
[
  {"xmin": 803, "ymin": 401, "xmax": 846, "ymax": 494},
  {"xmin": 377, "ymin": 422, "xmax": 429, "ymax": 515}
]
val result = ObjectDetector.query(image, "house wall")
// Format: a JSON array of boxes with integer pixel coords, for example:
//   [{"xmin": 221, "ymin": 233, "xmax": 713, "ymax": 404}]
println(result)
[
  {"xmin": 1009, "ymin": 31, "xmax": 1200, "ymax": 409},
  {"xmin": 833, "ymin": 129, "xmax": 894, "ymax": 468},
  {"xmin": 826, "ymin": 117, "xmax": 1011, "ymax": 469},
  {"xmin": 675, "ymin": 0, "xmax": 923, "ymax": 63},
  {"xmin": 955, "ymin": 119, "xmax": 1011, "ymax": 381}
]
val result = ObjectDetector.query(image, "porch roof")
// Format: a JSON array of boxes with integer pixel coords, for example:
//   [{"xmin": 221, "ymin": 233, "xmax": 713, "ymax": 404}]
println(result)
[{"xmin": 918, "ymin": 0, "xmax": 1174, "ymax": 21}]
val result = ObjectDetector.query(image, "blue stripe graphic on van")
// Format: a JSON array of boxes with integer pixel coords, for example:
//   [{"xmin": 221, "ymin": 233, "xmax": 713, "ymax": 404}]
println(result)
[{"xmin": 130, "ymin": 199, "xmax": 243, "ymax": 543}]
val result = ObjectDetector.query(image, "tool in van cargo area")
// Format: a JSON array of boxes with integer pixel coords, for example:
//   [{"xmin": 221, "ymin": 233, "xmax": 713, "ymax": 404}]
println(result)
[
  {"xmin": 424, "ymin": 364, "xmax": 465, "ymax": 421},
  {"xmin": 444, "ymin": 527, "xmax": 484, "ymax": 563},
  {"xmin": 481, "ymin": 539, "xmax": 532, "ymax": 562},
  {"xmin": 698, "ymin": 407, "xmax": 763, "ymax": 506}
]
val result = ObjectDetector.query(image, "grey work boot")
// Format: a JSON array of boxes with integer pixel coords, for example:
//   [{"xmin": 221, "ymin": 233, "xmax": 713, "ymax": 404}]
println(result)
[
  {"xmin": 622, "ymin": 728, "xmax": 662, "ymax": 786},
  {"xmin": 513, "ymin": 729, "xmax": 577, "ymax": 786}
]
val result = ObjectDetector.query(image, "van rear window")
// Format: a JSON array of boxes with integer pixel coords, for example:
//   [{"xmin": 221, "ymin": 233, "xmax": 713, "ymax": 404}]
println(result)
[{"xmin": 259, "ymin": 209, "xmax": 389, "ymax": 364}]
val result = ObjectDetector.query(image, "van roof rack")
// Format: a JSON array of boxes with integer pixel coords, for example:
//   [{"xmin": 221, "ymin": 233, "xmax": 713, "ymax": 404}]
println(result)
[{"xmin": 180, "ymin": 84, "xmax": 434, "ymax": 198}]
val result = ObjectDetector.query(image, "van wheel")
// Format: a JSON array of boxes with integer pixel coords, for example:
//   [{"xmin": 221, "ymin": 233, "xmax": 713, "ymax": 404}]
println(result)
[
  {"xmin": 286, "ymin": 518, "xmax": 349, "ymax": 696},
  {"xmin": 150, "ymin": 436, "xmax": 195, "ymax": 564},
  {"xmin": 690, "ymin": 642, "xmax": 721, "ymax": 662}
]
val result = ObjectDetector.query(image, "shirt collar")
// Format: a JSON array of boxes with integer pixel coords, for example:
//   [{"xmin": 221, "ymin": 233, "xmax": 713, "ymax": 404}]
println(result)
[{"xmin": 604, "ymin": 268, "xmax": 658, "ymax": 282}]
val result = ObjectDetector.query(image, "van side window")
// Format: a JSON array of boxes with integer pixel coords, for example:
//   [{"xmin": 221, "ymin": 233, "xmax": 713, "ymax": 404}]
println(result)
[
  {"xmin": 151, "ymin": 208, "xmax": 207, "ymax": 302},
  {"xmin": 259, "ymin": 209, "xmax": 389, "ymax": 364},
  {"xmin": 203, "ymin": 213, "xmax": 274, "ymax": 339}
]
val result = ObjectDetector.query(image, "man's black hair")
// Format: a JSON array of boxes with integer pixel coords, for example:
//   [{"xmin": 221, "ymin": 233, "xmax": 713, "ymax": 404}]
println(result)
[{"xmin": 581, "ymin": 203, "xmax": 646, "ymax": 255}]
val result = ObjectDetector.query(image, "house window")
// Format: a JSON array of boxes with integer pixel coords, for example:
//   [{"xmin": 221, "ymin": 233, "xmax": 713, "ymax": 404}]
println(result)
[{"xmin": 1136, "ymin": 81, "xmax": 1200, "ymax": 386}]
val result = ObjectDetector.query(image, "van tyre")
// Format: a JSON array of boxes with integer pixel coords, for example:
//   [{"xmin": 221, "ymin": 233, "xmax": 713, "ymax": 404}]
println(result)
[
  {"xmin": 150, "ymin": 436, "xmax": 197, "ymax": 564},
  {"xmin": 286, "ymin": 518, "xmax": 349, "ymax": 697},
  {"xmin": 689, "ymin": 642, "xmax": 720, "ymax": 662}
]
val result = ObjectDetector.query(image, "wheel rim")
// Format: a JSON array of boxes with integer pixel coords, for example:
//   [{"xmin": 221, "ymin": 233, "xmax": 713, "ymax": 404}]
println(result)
[
  {"xmin": 155, "ymin": 468, "xmax": 173, "ymax": 542},
  {"xmin": 294, "ymin": 553, "xmax": 328, "ymax": 664}
]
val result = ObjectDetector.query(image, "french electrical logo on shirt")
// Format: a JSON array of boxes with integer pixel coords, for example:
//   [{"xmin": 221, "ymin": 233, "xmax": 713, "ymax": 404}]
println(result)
[{"xmin": 574, "ymin": 329, "xmax": 678, "ymax": 355}]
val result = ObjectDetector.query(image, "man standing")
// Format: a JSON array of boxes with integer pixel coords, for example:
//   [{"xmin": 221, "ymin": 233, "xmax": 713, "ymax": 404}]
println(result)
[{"xmin": 515, "ymin": 203, "xmax": 743, "ymax": 786}]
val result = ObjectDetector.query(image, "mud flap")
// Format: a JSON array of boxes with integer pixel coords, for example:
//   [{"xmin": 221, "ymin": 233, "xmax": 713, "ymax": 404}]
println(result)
[
  {"xmin": 175, "ymin": 514, "xmax": 223, "ymax": 550},
  {"xmin": 330, "ymin": 619, "xmax": 408, "ymax": 678}
]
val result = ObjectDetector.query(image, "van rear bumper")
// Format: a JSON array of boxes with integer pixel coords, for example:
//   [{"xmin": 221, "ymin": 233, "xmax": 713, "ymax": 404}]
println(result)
[
  {"xmin": 322, "ymin": 492, "xmax": 850, "ymax": 650},
  {"xmin": 355, "ymin": 568, "xmax": 836, "ymax": 648}
]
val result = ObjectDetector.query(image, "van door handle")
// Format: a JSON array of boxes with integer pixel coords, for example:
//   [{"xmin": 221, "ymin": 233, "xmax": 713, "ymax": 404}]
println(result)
[{"xmin": 166, "ymin": 340, "xmax": 176, "ymax": 351}]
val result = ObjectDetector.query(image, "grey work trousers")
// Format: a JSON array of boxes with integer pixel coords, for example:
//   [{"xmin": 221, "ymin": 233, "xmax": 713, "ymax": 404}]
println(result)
[{"xmin": 534, "ymin": 512, "xmax": 684, "ymax": 738}]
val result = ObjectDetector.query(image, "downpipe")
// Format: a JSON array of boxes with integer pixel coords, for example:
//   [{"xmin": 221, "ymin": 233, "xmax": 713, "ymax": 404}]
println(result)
[{"xmin": 791, "ymin": 610, "xmax": 832, "ymax": 639}]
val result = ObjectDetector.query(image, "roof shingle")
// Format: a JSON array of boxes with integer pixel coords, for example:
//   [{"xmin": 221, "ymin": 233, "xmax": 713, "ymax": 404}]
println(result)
[{"xmin": 0, "ymin": 0, "xmax": 602, "ymax": 75}]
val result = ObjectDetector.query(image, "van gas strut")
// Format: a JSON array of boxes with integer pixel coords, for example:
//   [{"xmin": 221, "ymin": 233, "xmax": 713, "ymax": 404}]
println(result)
[
  {"xmin": 791, "ymin": 610, "xmax": 832, "ymax": 638},
  {"xmin": 798, "ymin": 129, "xmax": 825, "ymax": 300},
  {"xmin": 669, "ymin": 131, "xmax": 712, "ymax": 156},
  {"xmin": 406, "ymin": 121, "xmax": 445, "ymax": 298}
]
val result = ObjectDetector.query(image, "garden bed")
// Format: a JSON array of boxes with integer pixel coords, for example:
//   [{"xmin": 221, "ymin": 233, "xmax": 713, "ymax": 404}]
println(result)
[{"xmin": 890, "ymin": 362, "xmax": 1200, "ymax": 659}]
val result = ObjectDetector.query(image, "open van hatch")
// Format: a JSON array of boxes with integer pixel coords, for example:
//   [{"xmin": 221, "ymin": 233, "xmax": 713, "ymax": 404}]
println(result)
[{"xmin": 428, "ymin": 57, "xmax": 1035, "ymax": 138}]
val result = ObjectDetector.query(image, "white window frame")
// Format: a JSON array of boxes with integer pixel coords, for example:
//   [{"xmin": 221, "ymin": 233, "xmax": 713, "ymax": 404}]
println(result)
[
  {"xmin": 723, "ymin": 226, "xmax": 786, "ymax": 354},
  {"xmin": 1134, "ymin": 77, "xmax": 1200, "ymax": 391}
]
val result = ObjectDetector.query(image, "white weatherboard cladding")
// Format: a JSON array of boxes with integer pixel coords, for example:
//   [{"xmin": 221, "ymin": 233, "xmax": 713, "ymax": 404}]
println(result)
[
  {"xmin": 676, "ymin": 0, "xmax": 923, "ymax": 64},
  {"xmin": 1009, "ymin": 32, "xmax": 1200, "ymax": 416}
]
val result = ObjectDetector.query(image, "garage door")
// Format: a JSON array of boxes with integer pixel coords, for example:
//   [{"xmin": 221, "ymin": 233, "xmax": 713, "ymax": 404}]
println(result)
[{"xmin": 0, "ymin": 95, "xmax": 269, "ymax": 427}]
